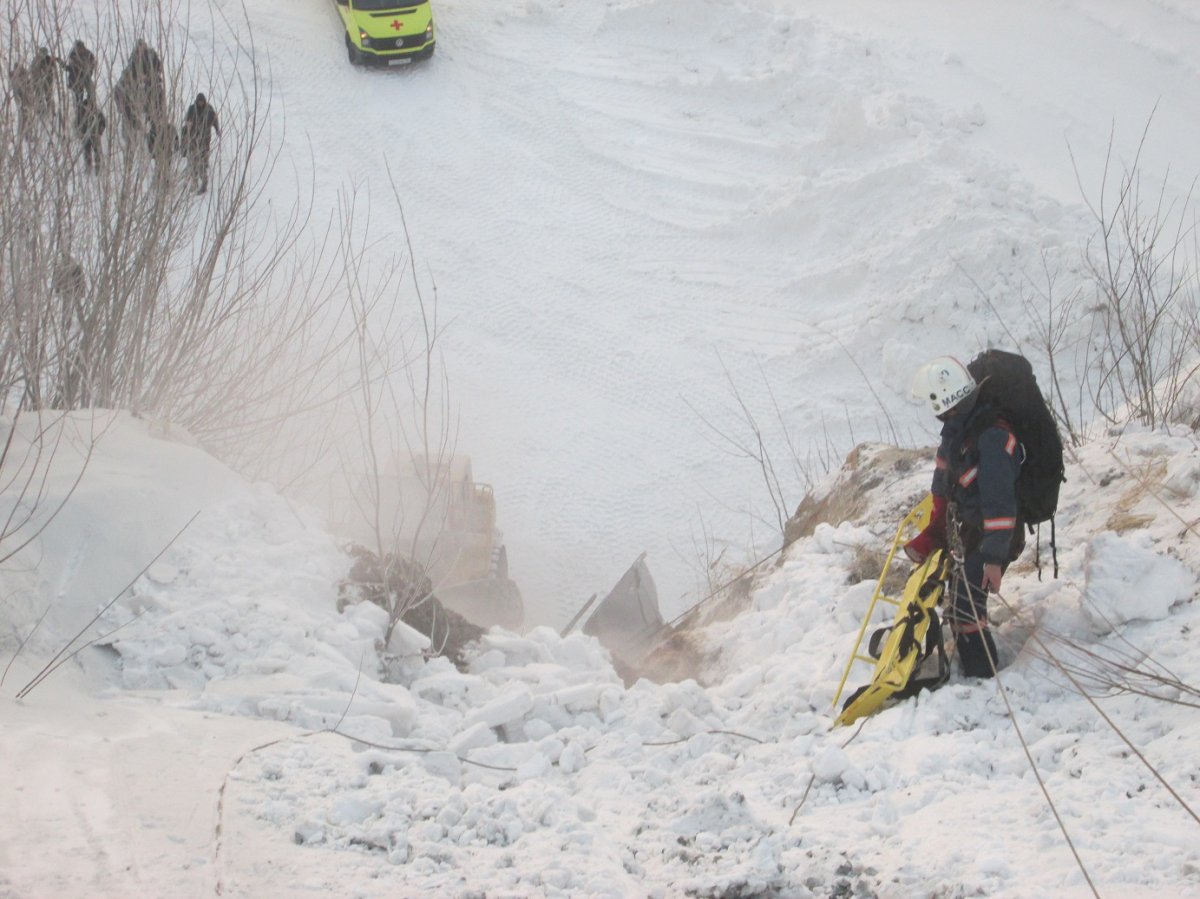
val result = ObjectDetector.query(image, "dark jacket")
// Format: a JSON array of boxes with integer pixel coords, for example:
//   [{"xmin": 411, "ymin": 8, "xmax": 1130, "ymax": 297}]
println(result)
[
  {"xmin": 30, "ymin": 50, "xmax": 57, "ymax": 100},
  {"xmin": 909, "ymin": 402, "xmax": 1023, "ymax": 566},
  {"xmin": 76, "ymin": 101, "xmax": 106, "ymax": 140},
  {"xmin": 936, "ymin": 403, "xmax": 1022, "ymax": 563},
  {"xmin": 66, "ymin": 44, "xmax": 96, "ymax": 93},
  {"xmin": 181, "ymin": 101, "xmax": 220, "ymax": 156}
]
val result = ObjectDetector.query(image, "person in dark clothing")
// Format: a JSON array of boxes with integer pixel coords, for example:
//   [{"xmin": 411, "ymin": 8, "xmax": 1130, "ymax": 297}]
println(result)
[
  {"xmin": 180, "ymin": 92, "xmax": 220, "ymax": 194},
  {"xmin": 112, "ymin": 73, "xmax": 138, "ymax": 139},
  {"xmin": 76, "ymin": 96, "xmax": 106, "ymax": 171},
  {"xmin": 29, "ymin": 47, "xmax": 59, "ymax": 116},
  {"xmin": 63, "ymin": 40, "xmax": 97, "ymax": 109},
  {"xmin": 53, "ymin": 256, "xmax": 87, "ymax": 317},
  {"xmin": 146, "ymin": 119, "xmax": 177, "ymax": 163},
  {"xmin": 9, "ymin": 63, "xmax": 35, "ymax": 136},
  {"xmin": 903, "ymin": 356, "xmax": 1025, "ymax": 678},
  {"xmin": 130, "ymin": 39, "xmax": 166, "ymax": 123},
  {"xmin": 115, "ymin": 39, "xmax": 166, "ymax": 141},
  {"xmin": 129, "ymin": 39, "xmax": 163, "ymax": 79}
]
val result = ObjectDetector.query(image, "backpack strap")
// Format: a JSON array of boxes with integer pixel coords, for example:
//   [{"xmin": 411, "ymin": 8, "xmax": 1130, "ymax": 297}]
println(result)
[
  {"xmin": 1034, "ymin": 521, "xmax": 1042, "ymax": 580},
  {"xmin": 961, "ymin": 408, "xmax": 1018, "ymax": 462},
  {"xmin": 897, "ymin": 608, "xmax": 950, "ymax": 698},
  {"xmin": 1050, "ymin": 515, "xmax": 1059, "ymax": 578},
  {"xmin": 1030, "ymin": 517, "xmax": 1060, "ymax": 582}
]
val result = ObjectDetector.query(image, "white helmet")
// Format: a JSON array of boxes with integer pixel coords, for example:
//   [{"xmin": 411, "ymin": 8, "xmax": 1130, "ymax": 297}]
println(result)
[{"xmin": 911, "ymin": 356, "xmax": 977, "ymax": 416}]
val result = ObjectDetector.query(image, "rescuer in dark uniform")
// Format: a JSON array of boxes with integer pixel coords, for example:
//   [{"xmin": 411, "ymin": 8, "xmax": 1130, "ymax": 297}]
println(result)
[
  {"xmin": 904, "ymin": 355, "xmax": 1024, "ymax": 678},
  {"xmin": 180, "ymin": 92, "xmax": 220, "ymax": 194}
]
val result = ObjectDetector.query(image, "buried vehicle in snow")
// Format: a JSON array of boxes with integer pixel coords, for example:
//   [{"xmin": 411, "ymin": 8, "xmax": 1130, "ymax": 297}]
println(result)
[
  {"xmin": 331, "ymin": 455, "xmax": 523, "ymax": 631},
  {"xmin": 335, "ymin": 0, "xmax": 435, "ymax": 66}
]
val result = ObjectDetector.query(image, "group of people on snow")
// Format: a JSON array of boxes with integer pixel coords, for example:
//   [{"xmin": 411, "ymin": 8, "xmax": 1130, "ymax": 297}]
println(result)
[{"xmin": 9, "ymin": 38, "xmax": 220, "ymax": 192}]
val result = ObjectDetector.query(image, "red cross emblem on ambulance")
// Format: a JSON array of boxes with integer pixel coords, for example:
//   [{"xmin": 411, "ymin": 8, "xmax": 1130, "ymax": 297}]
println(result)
[{"xmin": 390, "ymin": 19, "xmax": 403, "ymax": 30}]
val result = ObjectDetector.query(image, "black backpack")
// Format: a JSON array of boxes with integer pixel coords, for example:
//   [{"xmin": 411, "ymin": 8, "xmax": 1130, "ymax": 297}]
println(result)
[{"xmin": 966, "ymin": 350, "xmax": 1066, "ymax": 528}]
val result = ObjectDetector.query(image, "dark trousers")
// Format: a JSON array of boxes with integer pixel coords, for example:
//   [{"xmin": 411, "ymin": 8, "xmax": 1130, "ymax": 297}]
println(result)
[
  {"xmin": 948, "ymin": 551, "xmax": 1002, "ymax": 678},
  {"xmin": 946, "ymin": 519, "xmax": 1024, "ymax": 678},
  {"xmin": 82, "ymin": 137, "xmax": 101, "ymax": 170},
  {"xmin": 186, "ymin": 151, "xmax": 210, "ymax": 192}
]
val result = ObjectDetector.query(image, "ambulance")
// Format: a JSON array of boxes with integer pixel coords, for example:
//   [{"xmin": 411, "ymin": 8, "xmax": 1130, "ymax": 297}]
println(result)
[{"xmin": 335, "ymin": 0, "xmax": 435, "ymax": 66}]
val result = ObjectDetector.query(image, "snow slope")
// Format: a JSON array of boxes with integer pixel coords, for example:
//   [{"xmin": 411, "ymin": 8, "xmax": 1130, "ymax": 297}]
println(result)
[
  {"xmin": 807, "ymin": 0, "xmax": 1200, "ymax": 212},
  {"xmin": 3, "ymin": 0, "xmax": 1200, "ymax": 896},
  {"xmin": 244, "ymin": 0, "xmax": 1187, "ymax": 624},
  {"xmin": 4, "ymin": 414, "xmax": 1200, "ymax": 897}
]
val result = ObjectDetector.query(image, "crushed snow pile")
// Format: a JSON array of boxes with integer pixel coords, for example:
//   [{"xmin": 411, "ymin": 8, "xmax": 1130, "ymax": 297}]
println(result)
[{"xmin": 3, "ymin": 416, "xmax": 1199, "ymax": 896}]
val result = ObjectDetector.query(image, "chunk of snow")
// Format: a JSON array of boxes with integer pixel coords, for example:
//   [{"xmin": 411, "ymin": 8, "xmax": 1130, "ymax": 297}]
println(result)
[
  {"xmin": 1083, "ymin": 532, "xmax": 1196, "ymax": 631},
  {"xmin": 466, "ymin": 684, "xmax": 535, "ymax": 729},
  {"xmin": 448, "ymin": 721, "xmax": 498, "ymax": 755},
  {"xmin": 559, "ymin": 740, "xmax": 587, "ymax": 774},
  {"xmin": 386, "ymin": 619, "xmax": 431, "ymax": 656},
  {"xmin": 326, "ymin": 796, "xmax": 382, "ymax": 827},
  {"xmin": 811, "ymin": 746, "xmax": 850, "ymax": 783},
  {"xmin": 422, "ymin": 751, "xmax": 461, "ymax": 783}
]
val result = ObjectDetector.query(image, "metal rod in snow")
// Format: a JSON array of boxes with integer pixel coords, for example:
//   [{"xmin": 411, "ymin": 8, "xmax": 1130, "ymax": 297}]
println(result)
[{"xmin": 560, "ymin": 593, "xmax": 598, "ymax": 638}]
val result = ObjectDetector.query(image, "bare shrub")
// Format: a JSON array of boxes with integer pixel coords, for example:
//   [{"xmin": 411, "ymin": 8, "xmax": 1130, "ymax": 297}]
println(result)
[
  {"xmin": 963, "ymin": 120, "xmax": 1200, "ymax": 439},
  {"xmin": 0, "ymin": 0, "xmax": 348, "ymax": 458},
  {"xmin": 1071, "ymin": 120, "xmax": 1200, "ymax": 431},
  {"xmin": 0, "ymin": 0, "xmax": 385, "ymax": 675},
  {"xmin": 267, "ymin": 181, "xmax": 476, "ymax": 647},
  {"xmin": 337, "ymin": 187, "xmax": 457, "ymax": 590},
  {"xmin": 961, "ymin": 255, "xmax": 1091, "ymax": 447}
]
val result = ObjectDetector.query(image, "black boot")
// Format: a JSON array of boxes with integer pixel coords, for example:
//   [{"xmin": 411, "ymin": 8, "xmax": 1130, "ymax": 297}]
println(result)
[{"xmin": 956, "ymin": 628, "xmax": 998, "ymax": 678}]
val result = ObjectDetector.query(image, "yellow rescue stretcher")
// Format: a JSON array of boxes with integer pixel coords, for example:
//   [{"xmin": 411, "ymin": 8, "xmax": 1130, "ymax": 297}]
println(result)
[{"xmin": 833, "ymin": 496, "xmax": 951, "ymax": 727}]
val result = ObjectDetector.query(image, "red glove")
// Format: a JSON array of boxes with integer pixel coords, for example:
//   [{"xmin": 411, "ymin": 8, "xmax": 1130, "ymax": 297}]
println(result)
[
  {"xmin": 903, "ymin": 535, "xmax": 932, "ymax": 563},
  {"xmin": 903, "ymin": 496, "xmax": 947, "ymax": 563}
]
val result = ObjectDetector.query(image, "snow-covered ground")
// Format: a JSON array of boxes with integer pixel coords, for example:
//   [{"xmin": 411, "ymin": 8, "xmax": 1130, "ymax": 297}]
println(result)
[
  {"xmin": 3, "ymin": 0, "xmax": 1200, "ymax": 896},
  {"xmin": 248, "ymin": 0, "xmax": 1200, "ymax": 625}
]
